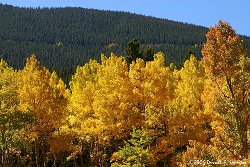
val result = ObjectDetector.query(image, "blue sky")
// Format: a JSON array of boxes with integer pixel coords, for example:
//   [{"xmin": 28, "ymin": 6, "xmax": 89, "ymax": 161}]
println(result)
[{"xmin": 1, "ymin": 0, "xmax": 249, "ymax": 36}]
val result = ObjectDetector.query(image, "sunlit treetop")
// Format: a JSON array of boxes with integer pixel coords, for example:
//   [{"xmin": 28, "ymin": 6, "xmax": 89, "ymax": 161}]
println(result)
[{"xmin": 202, "ymin": 20, "xmax": 247, "ymax": 77}]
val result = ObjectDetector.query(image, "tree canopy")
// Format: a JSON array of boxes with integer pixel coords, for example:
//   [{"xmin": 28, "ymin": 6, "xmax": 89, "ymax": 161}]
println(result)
[{"xmin": 0, "ymin": 20, "xmax": 249, "ymax": 166}]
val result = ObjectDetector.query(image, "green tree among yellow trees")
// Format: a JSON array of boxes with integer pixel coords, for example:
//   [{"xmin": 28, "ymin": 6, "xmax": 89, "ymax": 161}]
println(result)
[{"xmin": 111, "ymin": 129, "xmax": 154, "ymax": 167}]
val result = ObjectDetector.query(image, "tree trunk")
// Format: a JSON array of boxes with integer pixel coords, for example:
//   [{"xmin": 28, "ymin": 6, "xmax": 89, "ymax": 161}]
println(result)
[
  {"xmin": 74, "ymin": 156, "xmax": 77, "ymax": 167},
  {"xmin": 1, "ymin": 130, "xmax": 6, "ymax": 167},
  {"xmin": 52, "ymin": 155, "xmax": 56, "ymax": 167},
  {"xmin": 104, "ymin": 139, "xmax": 116, "ymax": 167},
  {"xmin": 42, "ymin": 143, "xmax": 47, "ymax": 167},
  {"xmin": 239, "ymin": 121, "xmax": 248, "ymax": 159},
  {"xmin": 35, "ymin": 140, "xmax": 41, "ymax": 167},
  {"xmin": 234, "ymin": 106, "xmax": 248, "ymax": 159},
  {"xmin": 81, "ymin": 141, "xmax": 91, "ymax": 167}
]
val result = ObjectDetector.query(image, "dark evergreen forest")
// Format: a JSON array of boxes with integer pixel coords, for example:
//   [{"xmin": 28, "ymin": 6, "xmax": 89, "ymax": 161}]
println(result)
[{"xmin": 0, "ymin": 4, "xmax": 250, "ymax": 82}]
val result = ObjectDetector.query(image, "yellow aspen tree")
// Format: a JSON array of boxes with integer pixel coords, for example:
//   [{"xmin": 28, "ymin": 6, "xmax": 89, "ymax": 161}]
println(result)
[
  {"xmin": 68, "ymin": 59, "xmax": 100, "ymax": 166},
  {"xmin": 18, "ymin": 55, "xmax": 68, "ymax": 166},
  {"xmin": 69, "ymin": 59, "xmax": 100, "ymax": 138},
  {"xmin": 129, "ymin": 53, "xmax": 178, "ymax": 165},
  {"xmin": 0, "ymin": 60, "xmax": 32, "ymax": 166},
  {"xmin": 173, "ymin": 55, "xmax": 212, "ymax": 145},
  {"xmin": 93, "ymin": 54, "xmax": 142, "ymax": 141},
  {"xmin": 93, "ymin": 54, "xmax": 143, "ymax": 166},
  {"xmin": 149, "ymin": 55, "xmax": 208, "ymax": 166},
  {"xmin": 201, "ymin": 21, "xmax": 249, "ymax": 160},
  {"xmin": 141, "ymin": 53, "xmax": 175, "ymax": 135},
  {"xmin": 178, "ymin": 140, "xmax": 219, "ymax": 167},
  {"xmin": 128, "ymin": 52, "xmax": 175, "ymax": 132},
  {"xmin": 171, "ymin": 56, "xmax": 218, "ymax": 166},
  {"xmin": 69, "ymin": 54, "xmax": 142, "ymax": 166},
  {"xmin": 128, "ymin": 57, "xmax": 146, "ymax": 115}
]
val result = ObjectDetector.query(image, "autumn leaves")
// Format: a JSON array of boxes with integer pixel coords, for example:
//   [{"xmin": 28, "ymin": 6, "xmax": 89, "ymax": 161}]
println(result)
[{"xmin": 0, "ymin": 21, "xmax": 249, "ymax": 166}]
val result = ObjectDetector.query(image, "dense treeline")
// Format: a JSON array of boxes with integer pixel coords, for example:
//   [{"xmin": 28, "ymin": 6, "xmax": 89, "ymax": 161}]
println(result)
[
  {"xmin": 1, "ymin": 4, "xmax": 250, "ymax": 83},
  {"xmin": 0, "ymin": 21, "xmax": 249, "ymax": 166},
  {"xmin": 0, "ymin": 4, "xmax": 206, "ymax": 66}
]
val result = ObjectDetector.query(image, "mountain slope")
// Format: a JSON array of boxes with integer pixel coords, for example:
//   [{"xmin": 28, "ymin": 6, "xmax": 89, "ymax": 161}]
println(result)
[{"xmin": 0, "ymin": 4, "xmax": 249, "ymax": 81}]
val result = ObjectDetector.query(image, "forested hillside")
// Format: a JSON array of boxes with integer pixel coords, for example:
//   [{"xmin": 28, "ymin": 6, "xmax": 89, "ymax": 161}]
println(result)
[
  {"xmin": 1, "ymin": 4, "xmax": 250, "ymax": 82},
  {"xmin": 0, "ymin": 21, "xmax": 249, "ymax": 166}
]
